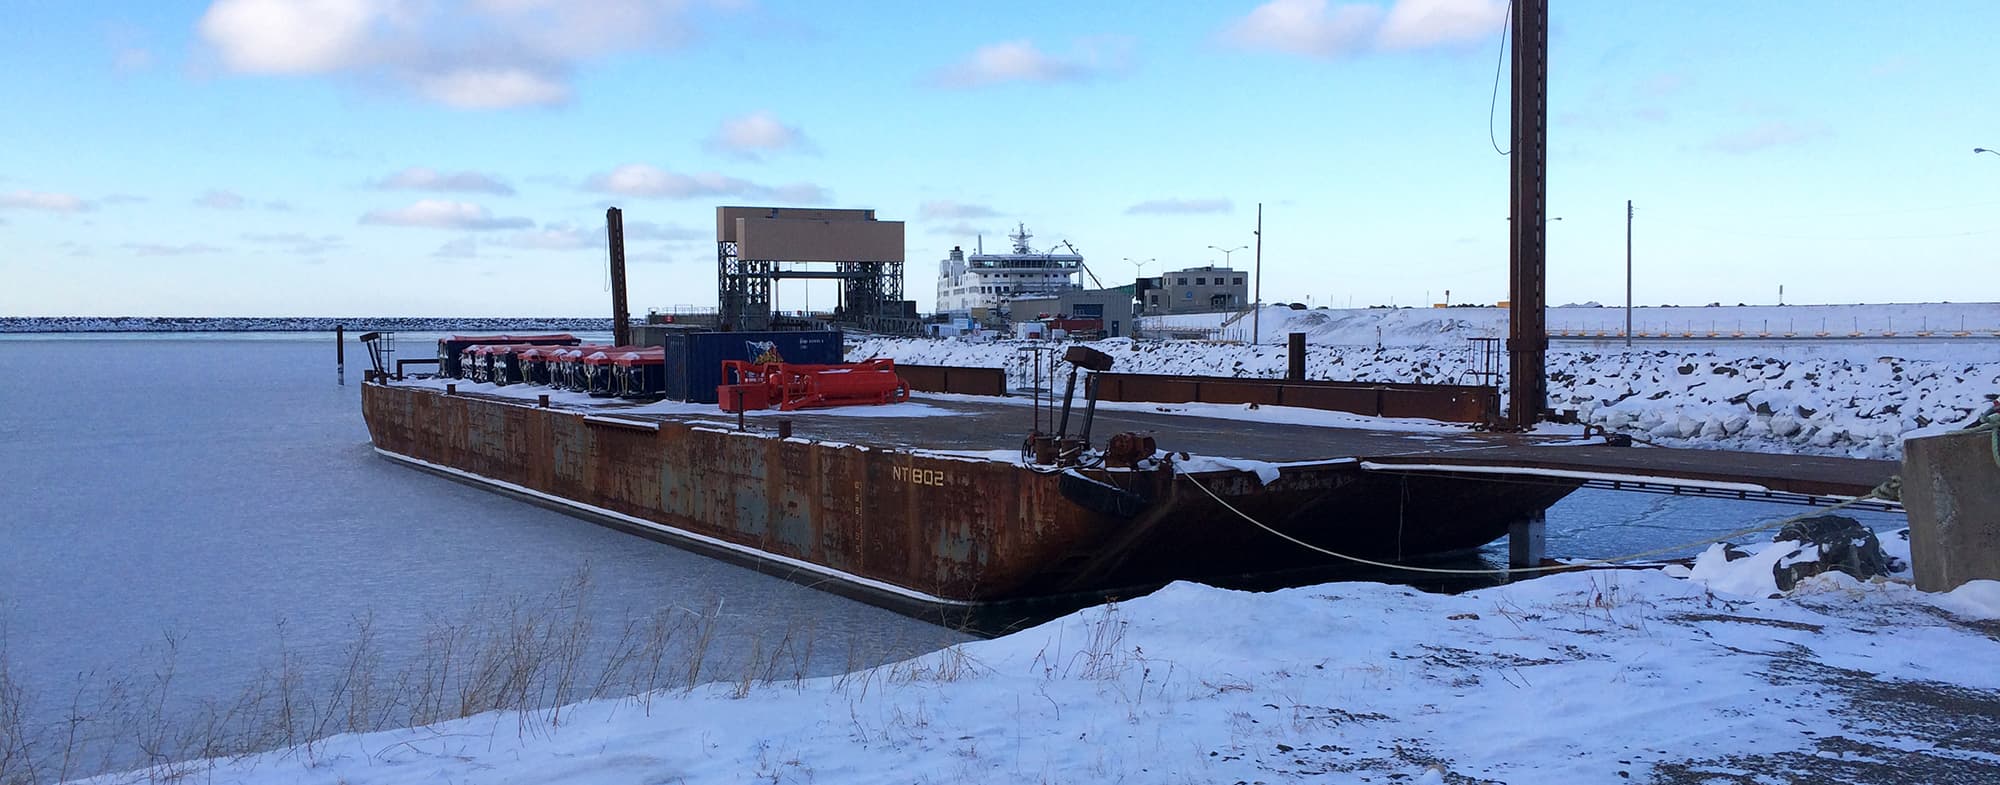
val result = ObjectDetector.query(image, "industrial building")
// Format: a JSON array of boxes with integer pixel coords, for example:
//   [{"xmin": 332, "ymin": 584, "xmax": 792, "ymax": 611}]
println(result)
[
  {"xmin": 1004, "ymin": 285, "xmax": 1139, "ymax": 338},
  {"xmin": 1137, "ymin": 265, "xmax": 1248, "ymax": 315}
]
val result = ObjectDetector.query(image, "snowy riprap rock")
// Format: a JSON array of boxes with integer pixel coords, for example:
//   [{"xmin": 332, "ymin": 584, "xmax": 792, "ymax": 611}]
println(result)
[
  {"xmin": 848, "ymin": 337, "xmax": 2000, "ymax": 460},
  {"xmin": 92, "ymin": 567, "xmax": 2000, "ymax": 784}
]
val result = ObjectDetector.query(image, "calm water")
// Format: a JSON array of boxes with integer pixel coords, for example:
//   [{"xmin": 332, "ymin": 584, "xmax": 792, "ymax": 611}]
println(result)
[
  {"xmin": 0, "ymin": 334, "xmax": 966, "ymax": 774},
  {"xmin": 0, "ymin": 333, "xmax": 1906, "ymax": 773}
]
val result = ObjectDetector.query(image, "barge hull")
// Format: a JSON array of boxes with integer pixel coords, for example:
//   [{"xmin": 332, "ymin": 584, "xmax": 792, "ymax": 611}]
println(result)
[{"xmin": 361, "ymin": 382, "xmax": 1578, "ymax": 615}]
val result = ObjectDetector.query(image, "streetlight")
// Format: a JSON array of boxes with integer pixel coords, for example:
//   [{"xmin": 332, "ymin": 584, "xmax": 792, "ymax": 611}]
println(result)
[
  {"xmin": 1122, "ymin": 257, "xmax": 1154, "ymax": 277},
  {"xmin": 1977, "ymin": 147, "xmax": 2000, "ymax": 158},
  {"xmin": 1207, "ymin": 245, "xmax": 1246, "ymax": 266}
]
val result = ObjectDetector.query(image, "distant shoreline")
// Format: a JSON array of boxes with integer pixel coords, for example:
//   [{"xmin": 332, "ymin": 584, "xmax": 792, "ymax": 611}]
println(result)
[{"xmin": 0, "ymin": 317, "xmax": 621, "ymax": 334}]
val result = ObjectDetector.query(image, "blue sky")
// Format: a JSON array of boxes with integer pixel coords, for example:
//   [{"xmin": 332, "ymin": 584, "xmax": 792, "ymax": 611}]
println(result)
[{"xmin": 2, "ymin": 0, "xmax": 1995, "ymax": 317}]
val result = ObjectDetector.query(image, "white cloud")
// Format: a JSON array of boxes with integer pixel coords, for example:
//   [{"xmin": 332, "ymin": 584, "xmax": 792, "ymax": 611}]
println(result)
[
  {"xmin": 0, "ymin": 190, "xmax": 89, "ymax": 211},
  {"xmin": 433, "ymin": 237, "xmax": 479, "ymax": 258},
  {"xmin": 122, "ymin": 242, "xmax": 229, "ymax": 257},
  {"xmin": 196, "ymin": 189, "xmax": 247, "ymax": 209},
  {"xmin": 1125, "ymin": 198, "xmax": 1233, "ymax": 215},
  {"xmin": 1376, "ymin": 0, "xmax": 1506, "ymax": 51},
  {"xmin": 196, "ymin": 0, "xmax": 724, "ymax": 109},
  {"xmin": 417, "ymin": 67, "xmax": 571, "ymax": 109},
  {"xmin": 375, "ymin": 166, "xmax": 516, "ymax": 195},
  {"xmin": 197, "ymin": 0, "xmax": 379, "ymax": 74},
  {"xmin": 919, "ymin": 200, "xmax": 999, "ymax": 220},
  {"xmin": 767, "ymin": 182, "xmax": 830, "ymax": 204},
  {"xmin": 359, "ymin": 199, "xmax": 532, "ymax": 230},
  {"xmin": 929, "ymin": 40, "xmax": 1095, "ymax": 89},
  {"xmin": 705, "ymin": 111, "xmax": 811, "ymax": 159},
  {"xmin": 583, "ymin": 163, "xmax": 828, "ymax": 203},
  {"xmin": 1221, "ymin": 0, "xmax": 1505, "ymax": 57},
  {"xmin": 497, "ymin": 223, "xmax": 595, "ymax": 250},
  {"xmin": 926, "ymin": 221, "xmax": 985, "ymax": 237},
  {"xmin": 624, "ymin": 220, "xmax": 702, "ymax": 243},
  {"xmin": 243, "ymin": 232, "xmax": 345, "ymax": 254},
  {"xmin": 1221, "ymin": 0, "xmax": 1381, "ymax": 58},
  {"xmin": 1705, "ymin": 121, "xmax": 1824, "ymax": 154}
]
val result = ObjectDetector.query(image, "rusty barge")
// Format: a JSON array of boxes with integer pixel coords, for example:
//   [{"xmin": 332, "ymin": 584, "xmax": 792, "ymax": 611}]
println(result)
[{"xmin": 359, "ymin": 342, "xmax": 1585, "ymax": 623}]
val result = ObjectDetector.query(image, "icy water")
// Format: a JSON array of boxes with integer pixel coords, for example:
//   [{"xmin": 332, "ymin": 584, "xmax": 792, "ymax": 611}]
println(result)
[
  {"xmin": 0, "ymin": 333, "xmax": 1907, "ymax": 775},
  {"xmin": 0, "ymin": 334, "xmax": 968, "ymax": 775}
]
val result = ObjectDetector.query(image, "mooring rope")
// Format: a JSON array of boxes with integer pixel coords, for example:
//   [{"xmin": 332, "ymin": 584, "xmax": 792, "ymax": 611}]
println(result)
[{"xmin": 1169, "ymin": 462, "xmax": 1902, "ymax": 576}]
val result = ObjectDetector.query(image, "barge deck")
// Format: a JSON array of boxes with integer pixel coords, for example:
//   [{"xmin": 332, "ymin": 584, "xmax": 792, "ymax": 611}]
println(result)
[{"xmin": 362, "ymin": 378, "xmax": 1898, "ymax": 628}]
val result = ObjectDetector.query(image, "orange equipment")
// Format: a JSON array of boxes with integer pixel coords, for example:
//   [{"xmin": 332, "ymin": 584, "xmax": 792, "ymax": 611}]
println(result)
[{"xmin": 717, "ymin": 358, "xmax": 911, "ymax": 412}]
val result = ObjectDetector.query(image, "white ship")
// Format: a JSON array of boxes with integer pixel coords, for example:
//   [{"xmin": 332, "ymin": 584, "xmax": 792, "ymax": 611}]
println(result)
[{"xmin": 935, "ymin": 224, "xmax": 1083, "ymax": 317}]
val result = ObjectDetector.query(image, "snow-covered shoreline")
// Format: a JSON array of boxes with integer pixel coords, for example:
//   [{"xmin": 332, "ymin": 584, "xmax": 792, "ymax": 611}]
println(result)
[{"xmin": 76, "ymin": 556, "xmax": 2000, "ymax": 785}]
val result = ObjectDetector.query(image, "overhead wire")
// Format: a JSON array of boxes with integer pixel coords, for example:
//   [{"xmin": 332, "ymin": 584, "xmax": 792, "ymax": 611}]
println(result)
[{"xmin": 1487, "ymin": 0, "xmax": 1513, "ymax": 156}]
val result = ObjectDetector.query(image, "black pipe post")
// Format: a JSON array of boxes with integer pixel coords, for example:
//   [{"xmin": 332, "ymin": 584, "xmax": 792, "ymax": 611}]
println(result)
[
  {"xmin": 1078, "ymin": 373, "xmax": 1102, "ymax": 447},
  {"xmin": 1505, "ymin": 0, "xmax": 1549, "ymax": 430},
  {"xmin": 335, "ymin": 324, "xmax": 345, "ymax": 385},
  {"xmin": 1056, "ymin": 366, "xmax": 1079, "ymax": 438},
  {"xmin": 1287, "ymin": 332, "xmax": 1305, "ymax": 381},
  {"xmin": 607, "ymin": 207, "xmax": 631, "ymax": 347}
]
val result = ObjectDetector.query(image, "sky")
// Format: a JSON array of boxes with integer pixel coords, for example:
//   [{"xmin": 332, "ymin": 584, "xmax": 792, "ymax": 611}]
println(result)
[{"xmin": 1, "ymin": 0, "xmax": 1995, "ymax": 317}]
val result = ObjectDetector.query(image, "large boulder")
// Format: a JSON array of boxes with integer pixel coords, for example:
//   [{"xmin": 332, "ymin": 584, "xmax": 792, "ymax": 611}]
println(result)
[{"xmin": 1771, "ymin": 515, "xmax": 1897, "ymax": 591}]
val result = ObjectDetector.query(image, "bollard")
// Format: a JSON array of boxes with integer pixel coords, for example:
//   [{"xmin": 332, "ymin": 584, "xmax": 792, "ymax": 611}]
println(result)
[
  {"xmin": 778, "ymin": 419, "xmax": 793, "ymax": 439},
  {"xmin": 1287, "ymin": 332, "xmax": 1306, "ymax": 382},
  {"xmin": 445, "ymin": 383, "xmax": 456, "ymax": 395},
  {"xmin": 335, "ymin": 324, "xmax": 345, "ymax": 385},
  {"xmin": 538, "ymin": 394, "xmax": 550, "ymax": 408},
  {"xmin": 736, "ymin": 389, "xmax": 747, "ymax": 431}
]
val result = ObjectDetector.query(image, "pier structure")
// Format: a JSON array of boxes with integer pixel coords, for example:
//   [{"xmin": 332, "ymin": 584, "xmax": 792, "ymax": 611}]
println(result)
[{"xmin": 715, "ymin": 206, "xmax": 909, "ymax": 333}]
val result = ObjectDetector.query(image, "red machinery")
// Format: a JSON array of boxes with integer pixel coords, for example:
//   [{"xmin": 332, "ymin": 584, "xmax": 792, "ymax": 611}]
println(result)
[{"xmin": 718, "ymin": 358, "xmax": 911, "ymax": 412}]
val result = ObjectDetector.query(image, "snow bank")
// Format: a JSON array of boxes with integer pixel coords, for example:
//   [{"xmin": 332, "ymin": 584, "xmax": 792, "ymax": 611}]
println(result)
[
  {"xmin": 851, "ymin": 334, "xmax": 2000, "ymax": 460},
  {"xmin": 1140, "ymin": 302, "xmax": 2000, "ymax": 346},
  {"xmin": 1935, "ymin": 580, "xmax": 2000, "ymax": 620},
  {"xmin": 92, "ymin": 565, "xmax": 2000, "ymax": 784}
]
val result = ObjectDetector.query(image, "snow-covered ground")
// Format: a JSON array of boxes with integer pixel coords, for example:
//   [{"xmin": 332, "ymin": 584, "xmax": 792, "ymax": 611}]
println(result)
[
  {"xmin": 1140, "ymin": 302, "xmax": 2000, "ymax": 346},
  {"xmin": 83, "ymin": 548, "xmax": 2000, "ymax": 784},
  {"xmin": 853, "ymin": 305, "xmax": 2000, "ymax": 460},
  {"xmin": 0, "ymin": 316, "xmax": 623, "ymax": 333}
]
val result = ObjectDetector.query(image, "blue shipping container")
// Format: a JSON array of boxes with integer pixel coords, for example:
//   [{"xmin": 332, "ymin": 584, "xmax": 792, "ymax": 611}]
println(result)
[{"xmin": 667, "ymin": 329, "xmax": 844, "ymax": 403}]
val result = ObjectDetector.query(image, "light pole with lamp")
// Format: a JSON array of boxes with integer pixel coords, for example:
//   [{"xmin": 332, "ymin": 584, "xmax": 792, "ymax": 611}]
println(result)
[
  {"xmin": 1124, "ymin": 257, "xmax": 1155, "ymax": 318},
  {"xmin": 1208, "ymin": 244, "xmax": 1247, "ymax": 317},
  {"xmin": 1977, "ymin": 147, "xmax": 2000, "ymax": 158}
]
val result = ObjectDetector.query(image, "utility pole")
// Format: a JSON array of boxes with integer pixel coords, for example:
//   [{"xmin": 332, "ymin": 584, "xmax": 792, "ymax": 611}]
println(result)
[
  {"xmin": 1625, "ymin": 199, "xmax": 1633, "ymax": 348},
  {"xmin": 1252, "ymin": 203, "xmax": 1264, "ymax": 345},
  {"xmin": 1504, "ymin": 0, "xmax": 1548, "ymax": 430}
]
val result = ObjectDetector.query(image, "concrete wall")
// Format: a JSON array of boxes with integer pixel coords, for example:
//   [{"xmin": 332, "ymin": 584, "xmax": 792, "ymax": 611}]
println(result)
[
  {"xmin": 734, "ymin": 216, "xmax": 905, "ymax": 262},
  {"xmin": 1902, "ymin": 428, "xmax": 2000, "ymax": 592},
  {"xmin": 716, "ymin": 206, "xmax": 876, "ymax": 241}
]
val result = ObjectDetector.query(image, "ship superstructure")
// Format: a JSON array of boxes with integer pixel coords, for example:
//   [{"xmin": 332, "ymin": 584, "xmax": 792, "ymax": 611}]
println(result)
[{"xmin": 935, "ymin": 224, "xmax": 1083, "ymax": 317}]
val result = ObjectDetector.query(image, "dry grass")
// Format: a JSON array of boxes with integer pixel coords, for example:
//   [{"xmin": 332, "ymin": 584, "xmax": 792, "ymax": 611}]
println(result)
[{"xmin": 0, "ymin": 568, "xmax": 862, "ymax": 785}]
